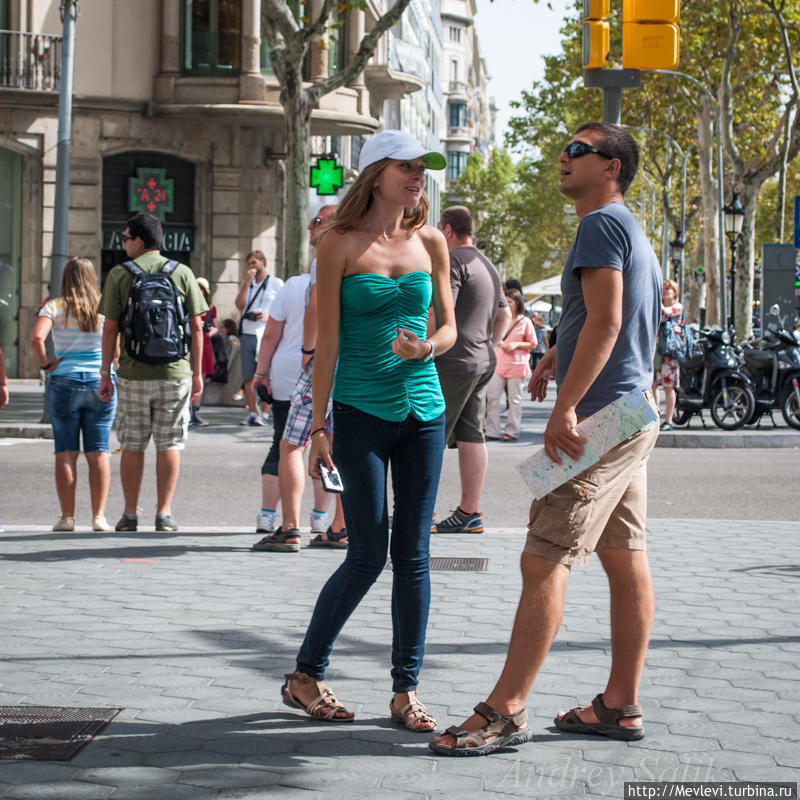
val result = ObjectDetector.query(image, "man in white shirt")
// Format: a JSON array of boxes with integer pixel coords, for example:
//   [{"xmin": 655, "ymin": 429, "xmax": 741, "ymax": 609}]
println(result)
[{"xmin": 235, "ymin": 250, "xmax": 283, "ymax": 425}]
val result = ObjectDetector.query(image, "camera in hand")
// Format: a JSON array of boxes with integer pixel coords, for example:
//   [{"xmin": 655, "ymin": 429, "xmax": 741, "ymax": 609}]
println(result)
[
  {"xmin": 319, "ymin": 465, "xmax": 344, "ymax": 494},
  {"xmin": 243, "ymin": 311, "xmax": 260, "ymax": 321},
  {"xmin": 256, "ymin": 384, "xmax": 273, "ymax": 404}
]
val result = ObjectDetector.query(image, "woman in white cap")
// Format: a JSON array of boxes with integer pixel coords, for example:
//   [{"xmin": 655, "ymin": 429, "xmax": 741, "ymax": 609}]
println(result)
[{"xmin": 279, "ymin": 130, "xmax": 457, "ymax": 730}]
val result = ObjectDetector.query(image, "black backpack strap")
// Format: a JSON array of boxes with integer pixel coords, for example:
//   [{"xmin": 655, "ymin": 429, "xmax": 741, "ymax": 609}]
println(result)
[
  {"xmin": 160, "ymin": 259, "xmax": 180, "ymax": 275},
  {"xmin": 121, "ymin": 260, "xmax": 144, "ymax": 277}
]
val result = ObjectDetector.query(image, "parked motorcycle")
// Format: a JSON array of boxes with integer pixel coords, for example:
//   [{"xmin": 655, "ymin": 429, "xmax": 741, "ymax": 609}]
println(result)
[
  {"xmin": 673, "ymin": 327, "xmax": 755, "ymax": 430},
  {"xmin": 740, "ymin": 327, "xmax": 800, "ymax": 430}
]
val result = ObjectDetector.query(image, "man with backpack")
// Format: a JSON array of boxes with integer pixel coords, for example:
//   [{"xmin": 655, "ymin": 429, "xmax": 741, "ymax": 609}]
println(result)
[{"xmin": 98, "ymin": 213, "xmax": 207, "ymax": 532}]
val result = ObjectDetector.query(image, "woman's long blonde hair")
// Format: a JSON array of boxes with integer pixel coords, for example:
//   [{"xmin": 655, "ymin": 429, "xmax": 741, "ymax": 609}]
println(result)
[
  {"xmin": 327, "ymin": 158, "xmax": 430, "ymax": 234},
  {"xmin": 60, "ymin": 257, "xmax": 101, "ymax": 332}
]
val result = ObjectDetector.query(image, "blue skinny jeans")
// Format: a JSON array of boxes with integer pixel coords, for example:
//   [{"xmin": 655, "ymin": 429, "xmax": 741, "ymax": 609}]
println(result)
[{"xmin": 296, "ymin": 402, "xmax": 445, "ymax": 692}]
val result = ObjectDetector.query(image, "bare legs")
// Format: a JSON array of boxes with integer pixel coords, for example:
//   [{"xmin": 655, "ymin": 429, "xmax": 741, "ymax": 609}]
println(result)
[
  {"xmin": 55, "ymin": 450, "xmax": 111, "ymax": 520},
  {"xmin": 456, "ymin": 441, "xmax": 487, "ymax": 514},
  {"xmin": 120, "ymin": 449, "xmax": 181, "ymax": 517},
  {"xmin": 432, "ymin": 547, "xmax": 653, "ymax": 747}
]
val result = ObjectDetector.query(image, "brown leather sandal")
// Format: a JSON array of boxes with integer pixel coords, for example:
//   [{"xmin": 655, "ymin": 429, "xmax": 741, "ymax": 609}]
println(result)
[
  {"xmin": 390, "ymin": 694, "xmax": 436, "ymax": 732},
  {"xmin": 281, "ymin": 671, "xmax": 355, "ymax": 723},
  {"xmin": 554, "ymin": 693, "xmax": 644, "ymax": 740},
  {"xmin": 428, "ymin": 701, "xmax": 533, "ymax": 756}
]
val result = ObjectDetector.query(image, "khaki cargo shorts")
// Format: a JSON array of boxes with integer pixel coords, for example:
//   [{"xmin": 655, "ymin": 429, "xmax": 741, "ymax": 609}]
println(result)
[
  {"xmin": 116, "ymin": 377, "xmax": 192, "ymax": 451},
  {"xmin": 524, "ymin": 410, "xmax": 659, "ymax": 567}
]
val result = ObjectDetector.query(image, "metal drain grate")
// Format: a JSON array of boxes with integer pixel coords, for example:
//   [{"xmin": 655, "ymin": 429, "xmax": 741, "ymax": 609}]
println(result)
[
  {"xmin": 0, "ymin": 705, "xmax": 121, "ymax": 761},
  {"xmin": 385, "ymin": 557, "xmax": 488, "ymax": 572}
]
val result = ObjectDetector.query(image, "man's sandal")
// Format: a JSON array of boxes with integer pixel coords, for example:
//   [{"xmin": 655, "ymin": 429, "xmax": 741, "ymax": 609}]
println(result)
[
  {"xmin": 428, "ymin": 701, "xmax": 533, "ymax": 757},
  {"xmin": 281, "ymin": 671, "xmax": 355, "ymax": 723},
  {"xmin": 390, "ymin": 695, "xmax": 437, "ymax": 732},
  {"xmin": 309, "ymin": 528, "xmax": 348, "ymax": 549},
  {"xmin": 554, "ymin": 693, "xmax": 644, "ymax": 741}
]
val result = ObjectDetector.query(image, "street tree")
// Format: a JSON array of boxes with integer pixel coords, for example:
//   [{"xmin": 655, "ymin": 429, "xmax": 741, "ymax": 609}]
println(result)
[
  {"xmin": 449, "ymin": 148, "xmax": 530, "ymax": 278},
  {"xmin": 261, "ymin": 0, "xmax": 415, "ymax": 276}
]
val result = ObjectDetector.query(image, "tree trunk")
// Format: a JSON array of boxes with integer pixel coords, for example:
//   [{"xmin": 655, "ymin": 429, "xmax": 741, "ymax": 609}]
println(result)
[
  {"xmin": 697, "ymin": 102, "xmax": 720, "ymax": 327},
  {"xmin": 283, "ymin": 94, "xmax": 314, "ymax": 277},
  {"xmin": 734, "ymin": 186, "xmax": 757, "ymax": 339}
]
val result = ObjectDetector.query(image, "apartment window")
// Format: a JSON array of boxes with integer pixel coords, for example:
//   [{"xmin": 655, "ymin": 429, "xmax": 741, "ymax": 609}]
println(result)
[
  {"xmin": 447, "ymin": 151, "xmax": 468, "ymax": 181},
  {"xmin": 450, "ymin": 58, "xmax": 459, "ymax": 82},
  {"xmin": 329, "ymin": 12, "xmax": 349, "ymax": 75},
  {"xmin": 182, "ymin": 0, "xmax": 241, "ymax": 75},
  {"xmin": 449, "ymin": 102, "xmax": 466, "ymax": 128},
  {"xmin": 449, "ymin": 26, "xmax": 461, "ymax": 42}
]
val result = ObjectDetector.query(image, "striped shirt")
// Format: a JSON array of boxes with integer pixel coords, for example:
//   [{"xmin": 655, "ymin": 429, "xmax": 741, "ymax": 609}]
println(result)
[{"xmin": 39, "ymin": 297, "xmax": 104, "ymax": 375}]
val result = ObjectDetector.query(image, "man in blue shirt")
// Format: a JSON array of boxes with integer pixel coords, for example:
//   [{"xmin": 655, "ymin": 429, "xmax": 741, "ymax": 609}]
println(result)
[{"xmin": 431, "ymin": 123, "xmax": 662, "ymax": 756}]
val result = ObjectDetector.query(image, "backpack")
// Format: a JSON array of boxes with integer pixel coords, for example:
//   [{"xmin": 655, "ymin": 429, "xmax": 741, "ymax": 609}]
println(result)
[
  {"xmin": 120, "ymin": 260, "xmax": 191, "ymax": 365},
  {"xmin": 657, "ymin": 318, "xmax": 696, "ymax": 361}
]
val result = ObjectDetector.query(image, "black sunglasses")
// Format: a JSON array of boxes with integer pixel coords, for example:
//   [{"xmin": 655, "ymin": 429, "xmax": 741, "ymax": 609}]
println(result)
[
  {"xmin": 121, "ymin": 234, "xmax": 135, "ymax": 242},
  {"xmin": 563, "ymin": 141, "xmax": 614, "ymax": 160},
  {"xmin": 311, "ymin": 217, "xmax": 323, "ymax": 226}
]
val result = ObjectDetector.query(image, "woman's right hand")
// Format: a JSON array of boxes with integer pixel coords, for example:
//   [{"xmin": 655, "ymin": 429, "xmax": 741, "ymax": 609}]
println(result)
[{"xmin": 308, "ymin": 431, "xmax": 334, "ymax": 478}]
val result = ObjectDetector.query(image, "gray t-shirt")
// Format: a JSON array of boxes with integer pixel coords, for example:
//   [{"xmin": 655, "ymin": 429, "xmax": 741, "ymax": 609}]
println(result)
[
  {"xmin": 555, "ymin": 202, "xmax": 662, "ymax": 416},
  {"xmin": 435, "ymin": 245, "xmax": 507, "ymax": 375}
]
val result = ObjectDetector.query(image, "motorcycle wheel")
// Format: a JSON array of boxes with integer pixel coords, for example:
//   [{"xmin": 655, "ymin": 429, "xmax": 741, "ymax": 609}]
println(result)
[
  {"xmin": 672, "ymin": 408, "xmax": 691, "ymax": 427},
  {"xmin": 781, "ymin": 387, "xmax": 800, "ymax": 430},
  {"xmin": 710, "ymin": 383, "xmax": 755, "ymax": 430}
]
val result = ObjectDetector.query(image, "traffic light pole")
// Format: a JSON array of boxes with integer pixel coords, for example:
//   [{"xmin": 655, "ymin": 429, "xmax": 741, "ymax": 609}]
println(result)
[{"xmin": 583, "ymin": 69, "xmax": 641, "ymax": 124}]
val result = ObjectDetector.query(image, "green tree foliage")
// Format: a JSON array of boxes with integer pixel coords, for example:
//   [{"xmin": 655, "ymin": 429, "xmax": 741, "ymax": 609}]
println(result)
[{"xmin": 447, "ymin": 149, "xmax": 529, "ymax": 278}]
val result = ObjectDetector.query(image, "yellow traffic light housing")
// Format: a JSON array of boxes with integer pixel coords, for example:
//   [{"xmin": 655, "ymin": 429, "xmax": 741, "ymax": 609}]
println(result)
[
  {"xmin": 583, "ymin": 0, "xmax": 610, "ymax": 69},
  {"xmin": 622, "ymin": 0, "xmax": 680, "ymax": 70}
]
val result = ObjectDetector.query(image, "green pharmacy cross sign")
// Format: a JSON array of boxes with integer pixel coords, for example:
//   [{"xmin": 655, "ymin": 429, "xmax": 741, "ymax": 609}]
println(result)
[
  {"xmin": 129, "ymin": 168, "xmax": 175, "ymax": 221},
  {"xmin": 310, "ymin": 158, "xmax": 344, "ymax": 196}
]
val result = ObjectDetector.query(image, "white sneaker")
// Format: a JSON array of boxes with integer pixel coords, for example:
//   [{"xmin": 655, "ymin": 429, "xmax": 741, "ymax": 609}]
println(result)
[
  {"xmin": 261, "ymin": 413, "xmax": 270, "ymax": 425},
  {"xmin": 256, "ymin": 510, "xmax": 276, "ymax": 533},
  {"xmin": 240, "ymin": 412, "xmax": 256, "ymax": 426},
  {"xmin": 309, "ymin": 509, "xmax": 329, "ymax": 534},
  {"xmin": 53, "ymin": 516, "xmax": 75, "ymax": 532},
  {"xmin": 93, "ymin": 515, "xmax": 112, "ymax": 532}
]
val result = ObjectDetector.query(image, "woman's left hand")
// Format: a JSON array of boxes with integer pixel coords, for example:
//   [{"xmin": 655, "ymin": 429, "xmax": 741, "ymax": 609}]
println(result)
[{"xmin": 392, "ymin": 328, "xmax": 428, "ymax": 361}]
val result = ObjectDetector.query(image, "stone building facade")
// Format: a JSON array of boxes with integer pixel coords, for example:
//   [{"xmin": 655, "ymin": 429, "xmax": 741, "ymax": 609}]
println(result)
[{"xmin": 0, "ymin": 0, "xmax": 428, "ymax": 377}]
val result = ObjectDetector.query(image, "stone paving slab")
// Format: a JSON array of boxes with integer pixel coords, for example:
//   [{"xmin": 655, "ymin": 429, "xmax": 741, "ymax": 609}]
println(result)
[{"xmin": 0, "ymin": 519, "xmax": 798, "ymax": 799}]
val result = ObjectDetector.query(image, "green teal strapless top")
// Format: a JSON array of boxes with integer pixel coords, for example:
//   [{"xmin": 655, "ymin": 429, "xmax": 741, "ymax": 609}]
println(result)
[{"xmin": 333, "ymin": 271, "xmax": 445, "ymax": 422}]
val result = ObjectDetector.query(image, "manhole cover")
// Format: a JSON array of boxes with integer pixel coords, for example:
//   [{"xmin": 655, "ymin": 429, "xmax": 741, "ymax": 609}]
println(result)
[
  {"xmin": 385, "ymin": 557, "xmax": 488, "ymax": 572},
  {"xmin": 0, "ymin": 705, "xmax": 121, "ymax": 761}
]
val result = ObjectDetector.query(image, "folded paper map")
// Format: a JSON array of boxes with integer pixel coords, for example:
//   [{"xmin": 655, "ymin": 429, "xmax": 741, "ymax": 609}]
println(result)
[{"xmin": 517, "ymin": 387, "xmax": 658, "ymax": 499}]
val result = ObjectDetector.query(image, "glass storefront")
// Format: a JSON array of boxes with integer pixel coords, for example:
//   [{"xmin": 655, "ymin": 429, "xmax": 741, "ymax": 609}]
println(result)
[{"xmin": 0, "ymin": 147, "xmax": 21, "ymax": 377}]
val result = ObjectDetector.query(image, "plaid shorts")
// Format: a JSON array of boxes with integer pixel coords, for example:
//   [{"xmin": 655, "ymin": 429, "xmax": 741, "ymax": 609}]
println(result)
[
  {"xmin": 282, "ymin": 369, "xmax": 333, "ymax": 446},
  {"xmin": 115, "ymin": 377, "xmax": 192, "ymax": 451}
]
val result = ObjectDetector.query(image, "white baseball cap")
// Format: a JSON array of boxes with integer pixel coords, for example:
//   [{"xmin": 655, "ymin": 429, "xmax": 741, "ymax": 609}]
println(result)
[{"xmin": 358, "ymin": 130, "xmax": 447, "ymax": 172}]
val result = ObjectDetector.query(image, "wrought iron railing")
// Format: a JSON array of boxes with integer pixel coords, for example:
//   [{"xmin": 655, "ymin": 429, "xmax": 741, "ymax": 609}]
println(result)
[{"xmin": 0, "ymin": 30, "xmax": 61, "ymax": 90}]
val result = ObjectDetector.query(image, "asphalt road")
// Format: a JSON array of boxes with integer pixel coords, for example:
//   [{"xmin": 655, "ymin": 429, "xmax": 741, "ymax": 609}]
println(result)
[{"xmin": 1, "ymin": 403, "xmax": 797, "ymax": 529}]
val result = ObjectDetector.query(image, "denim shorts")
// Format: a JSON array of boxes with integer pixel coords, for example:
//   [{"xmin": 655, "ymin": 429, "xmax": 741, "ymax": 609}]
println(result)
[{"xmin": 47, "ymin": 372, "xmax": 117, "ymax": 454}]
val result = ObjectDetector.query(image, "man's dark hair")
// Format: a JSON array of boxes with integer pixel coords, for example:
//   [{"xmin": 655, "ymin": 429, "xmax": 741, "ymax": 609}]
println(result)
[
  {"xmin": 504, "ymin": 278, "xmax": 523, "ymax": 294},
  {"xmin": 440, "ymin": 205, "xmax": 474, "ymax": 238},
  {"xmin": 126, "ymin": 213, "xmax": 163, "ymax": 250},
  {"xmin": 575, "ymin": 122, "xmax": 639, "ymax": 195}
]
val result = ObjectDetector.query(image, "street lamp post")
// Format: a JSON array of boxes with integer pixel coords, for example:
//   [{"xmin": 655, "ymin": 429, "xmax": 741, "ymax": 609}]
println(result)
[
  {"xmin": 723, "ymin": 192, "xmax": 745, "ymax": 335},
  {"xmin": 670, "ymin": 230, "xmax": 685, "ymax": 288}
]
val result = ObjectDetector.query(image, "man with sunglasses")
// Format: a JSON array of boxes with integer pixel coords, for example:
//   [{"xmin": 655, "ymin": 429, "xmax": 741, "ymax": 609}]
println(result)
[
  {"xmin": 431, "ymin": 123, "xmax": 663, "ymax": 756},
  {"xmin": 98, "ymin": 213, "xmax": 208, "ymax": 532}
]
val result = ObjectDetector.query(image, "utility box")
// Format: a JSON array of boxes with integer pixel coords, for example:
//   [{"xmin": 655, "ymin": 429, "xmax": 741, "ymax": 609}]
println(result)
[{"xmin": 761, "ymin": 243, "xmax": 798, "ymax": 332}]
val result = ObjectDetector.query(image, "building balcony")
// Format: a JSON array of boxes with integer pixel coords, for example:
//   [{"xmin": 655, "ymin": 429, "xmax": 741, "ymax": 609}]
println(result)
[
  {"xmin": 447, "ymin": 80, "xmax": 468, "ymax": 100},
  {"xmin": 0, "ymin": 30, "xmax": 61, "ymax": 91},
  {"xmin": 444, "ymin": 124, "xmax": 471, "ymax": 143},
  {"xmin": 363, "ymin": 33, "xmax": 426, "ymax": 103}
]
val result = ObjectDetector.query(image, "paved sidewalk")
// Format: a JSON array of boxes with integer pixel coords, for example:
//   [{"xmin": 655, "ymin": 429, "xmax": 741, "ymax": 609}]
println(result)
[
  {"xmin": 2, "ymin": 380, "xmax": 798, "ymax": 448},
  {"xmin": 1, "ymin": 519, "xmax": 798, "ymax": 798}
]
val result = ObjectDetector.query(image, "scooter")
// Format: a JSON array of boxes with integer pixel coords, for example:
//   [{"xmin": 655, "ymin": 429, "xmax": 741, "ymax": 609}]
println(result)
[
  {"xmin": 740, "ymin": 326, "xmax": 800, "ymax": 430},
  {"xmin": 673, "ymin": 327, "xmax": 755, "ymax": 430}
]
